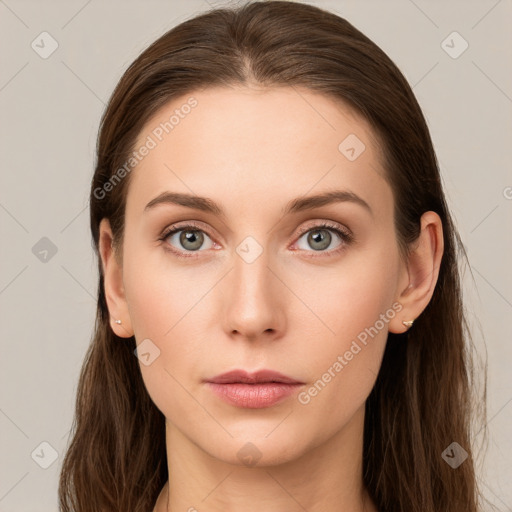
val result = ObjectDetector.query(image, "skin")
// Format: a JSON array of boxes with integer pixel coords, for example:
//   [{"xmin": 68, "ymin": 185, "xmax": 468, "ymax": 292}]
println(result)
[{"xmin": 98, "ymin": 85, "xmax": 443, "ymax": 512}]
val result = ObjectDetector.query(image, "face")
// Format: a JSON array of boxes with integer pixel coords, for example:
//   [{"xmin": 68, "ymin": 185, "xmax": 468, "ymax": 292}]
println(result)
[{"xmin": 107, "ymin": 85, "xmax": 410, "ymax": 466}]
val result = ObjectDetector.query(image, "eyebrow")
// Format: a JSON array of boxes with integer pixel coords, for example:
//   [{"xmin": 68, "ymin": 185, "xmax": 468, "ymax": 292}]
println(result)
[{"xmin": 144, "ymin": 190, "xmax": 373, "ymax": 218}]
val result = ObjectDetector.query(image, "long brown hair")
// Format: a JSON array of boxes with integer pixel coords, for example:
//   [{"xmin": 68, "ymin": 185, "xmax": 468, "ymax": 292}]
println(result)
[{"xmin": 58, "ymin": 1, "xmax": 488, "ymax": 510}]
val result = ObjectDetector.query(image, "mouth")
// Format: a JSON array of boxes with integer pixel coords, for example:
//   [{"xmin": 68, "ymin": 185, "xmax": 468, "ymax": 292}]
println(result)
[{"xmin": 204, "ymin": 369, "xmax": 305, "ymax": 408}]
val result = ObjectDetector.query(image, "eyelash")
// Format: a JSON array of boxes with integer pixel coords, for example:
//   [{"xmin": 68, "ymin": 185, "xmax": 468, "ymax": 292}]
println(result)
[{"xmin": 158, "ymin": 221, "xmax": 354, "ymax": 259}]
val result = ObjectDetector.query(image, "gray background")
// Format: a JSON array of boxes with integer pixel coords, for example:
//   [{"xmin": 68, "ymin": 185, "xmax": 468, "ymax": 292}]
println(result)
[{"xmin": 0, "ymin": 0, "xmax": 511, "ymax": 510}]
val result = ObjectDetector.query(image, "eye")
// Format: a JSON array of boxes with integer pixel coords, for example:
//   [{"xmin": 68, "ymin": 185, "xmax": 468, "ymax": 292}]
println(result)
[
  {"xmin": 293, "ymin": 222, "xmax": 353, "ymax": 256},
  {"xmin": 159, "ymin": 222, "xmax": 215, "ymax": 257}
]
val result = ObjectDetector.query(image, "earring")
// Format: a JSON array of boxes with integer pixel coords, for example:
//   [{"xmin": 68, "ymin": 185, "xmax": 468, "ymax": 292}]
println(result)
[
  {"xmin": 402, "ymin": 320, "xmax": 414, "ymax": 328},
  {"xmin": 114, "ymin": 319, "xmax": 122, "ymax": 325}
]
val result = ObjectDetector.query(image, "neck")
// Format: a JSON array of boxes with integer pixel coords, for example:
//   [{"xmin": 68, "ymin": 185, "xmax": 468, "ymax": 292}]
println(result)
[{"xmin": 154, "ymin": 405, "xmax": 378, "ymax": 512}]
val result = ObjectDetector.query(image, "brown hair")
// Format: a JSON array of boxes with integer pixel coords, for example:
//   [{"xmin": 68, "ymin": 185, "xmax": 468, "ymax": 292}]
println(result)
[{"xmin": 58, "ymin": 1, "xmax": 488, "ymax": 511}]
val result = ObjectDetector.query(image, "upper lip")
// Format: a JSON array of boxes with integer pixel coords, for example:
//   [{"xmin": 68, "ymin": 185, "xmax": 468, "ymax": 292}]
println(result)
[{"xmin": 205, "ymin": 369, "xmax": 304, "ymax": 385}]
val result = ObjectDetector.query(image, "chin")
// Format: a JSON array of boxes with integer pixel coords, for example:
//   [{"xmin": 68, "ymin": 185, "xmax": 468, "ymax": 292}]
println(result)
[{"xmin": 204, "ymin": 432, "xmax": 312, "ymax": 468}]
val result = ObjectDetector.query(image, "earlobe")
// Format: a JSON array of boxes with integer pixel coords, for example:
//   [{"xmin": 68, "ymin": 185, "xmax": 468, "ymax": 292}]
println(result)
[
  {"xmin": 98, "ymin": 218, "xmax": 134, "ymax": 338},
  {"xmin": 389, "ymin": 211, "xmax": 444, "ymax": 334}
]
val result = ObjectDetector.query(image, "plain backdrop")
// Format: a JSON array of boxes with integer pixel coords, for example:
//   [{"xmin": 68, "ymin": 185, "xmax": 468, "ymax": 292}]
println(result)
[{"xmin": 0, "ymin": 0, "xmax": 511, "ymax": 510}]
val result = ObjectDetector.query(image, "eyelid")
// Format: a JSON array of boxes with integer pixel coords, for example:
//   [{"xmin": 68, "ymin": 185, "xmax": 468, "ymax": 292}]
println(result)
[
  {"xmin": 293, "ymin": 219, "xmax": 351, "ymax": 239},
  {"xmin": 160, "ymin": 219, "xmax": 211, "ymax": 238}
]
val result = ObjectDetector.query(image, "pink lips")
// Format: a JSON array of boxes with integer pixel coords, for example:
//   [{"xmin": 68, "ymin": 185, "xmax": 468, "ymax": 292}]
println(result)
[{"xmin": 204, "ymin": 369, "xmax": 304, "ymax": 408}]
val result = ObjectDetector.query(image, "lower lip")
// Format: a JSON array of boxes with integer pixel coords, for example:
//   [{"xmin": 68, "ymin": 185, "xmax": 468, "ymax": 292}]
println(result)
[{"xmin": 206, "ymin": 382, "xmax": 302, "ymax": 408}]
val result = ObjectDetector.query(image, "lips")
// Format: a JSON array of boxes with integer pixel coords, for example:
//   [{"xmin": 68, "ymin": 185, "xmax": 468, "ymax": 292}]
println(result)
[
  {"xmin": 204, "ymin": 369, "xmax": 305, "ymax": 408},
  {"xmin": 205, "ymin": 369, "xmax": 304, "ymax": 385}
]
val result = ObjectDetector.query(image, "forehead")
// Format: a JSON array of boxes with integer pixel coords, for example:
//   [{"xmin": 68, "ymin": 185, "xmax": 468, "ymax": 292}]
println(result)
[{"xmin": 126, "ymin": 86, "xmax": 390, "ymax": 220}]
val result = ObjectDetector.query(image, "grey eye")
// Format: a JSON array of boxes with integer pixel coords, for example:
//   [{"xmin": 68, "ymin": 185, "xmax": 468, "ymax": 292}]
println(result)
[
  {"xmin": 166, "ymin": 229, "xmax": 213, "ymax": 252},
  {"xmin": 296, "ymin": 228, "xmax": 342, "ymax": 251}
]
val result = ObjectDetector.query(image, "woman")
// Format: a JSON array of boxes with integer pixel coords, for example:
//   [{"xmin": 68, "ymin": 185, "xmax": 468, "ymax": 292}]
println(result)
[{"xmin": 58, "ymin": 1, "xmax": 487, "ymax": 511}]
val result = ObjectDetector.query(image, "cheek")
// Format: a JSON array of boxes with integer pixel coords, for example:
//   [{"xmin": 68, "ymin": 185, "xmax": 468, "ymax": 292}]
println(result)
[
  {"xmin": 122, "ymin": 250, "xmax": 215, "ymax": 415},
  {"xmin": 291, "ymin": 245, "xmax": 398, "ymax": 343},
  {"xmin": 291, "ymin": 249, "xmax": 397, "ymax": 414},
  {"xmin": 122, "ymin": 243, "xmax": 211, "ymax": 340}
]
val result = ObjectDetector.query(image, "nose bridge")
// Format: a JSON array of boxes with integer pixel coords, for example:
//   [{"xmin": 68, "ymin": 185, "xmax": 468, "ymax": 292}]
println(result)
[{"xmin": 223, "ymin": 236, "xmax": 282, "ymax": 337}]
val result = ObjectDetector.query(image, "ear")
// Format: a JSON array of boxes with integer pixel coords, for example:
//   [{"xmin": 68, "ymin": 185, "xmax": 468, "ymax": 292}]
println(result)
[
  {"xmin": 389, "ymin": 211, "xmax": 444, "ymax": 334},
  {"xmin": 98, "ymin": 218, "xmax": 134, "ymax": 338}
]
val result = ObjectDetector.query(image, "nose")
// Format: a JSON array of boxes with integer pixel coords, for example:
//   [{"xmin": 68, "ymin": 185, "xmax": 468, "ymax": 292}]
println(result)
[{"xmin": 222, "ymin": 245, "xmax": 285, "ymax": 341}]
